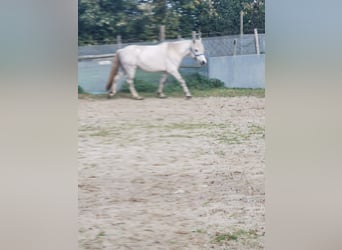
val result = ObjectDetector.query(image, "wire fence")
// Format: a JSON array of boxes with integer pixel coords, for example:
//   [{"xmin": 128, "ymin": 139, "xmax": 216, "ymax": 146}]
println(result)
[
  {"xmin": 203, "ymin": 34, "xmax": 265, "ymax": 57},
  {"xmin": 78, "ymin": 34, "xmax": 265, "ymax": 58}
]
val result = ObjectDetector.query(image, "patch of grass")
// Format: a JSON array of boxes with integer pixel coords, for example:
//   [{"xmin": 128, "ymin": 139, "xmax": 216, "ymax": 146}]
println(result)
[
  {"xmin": 202, "ymin": 200, "xmax": 211, "ymax": 206},
  {"xmin": 118, "ymin": 72, "xmax": 264, "ymax": 97},
  {"xmin": 79, "ymin": 125, "xmax": 94, "ymax": 132},
  {"xmin": 81, "ymin": 125, "xmax": 123, "ymax": 138},
  {"xmin": 215, "ymin": 150, "xmax": 226, "ymax": 156},
  {"xmin": 120, "ymin": 73, "xmax": 225, "ymax": 93},
  {"xmin": 78, "ymin": 87, "xmax": 264, "ymax": 99},
  {"xmin": 213, "ymin": 232, "xmax": 238, "ymax": 242},
  {"xmin": 194, "ymin": 229, "xmax": 207, "ymax": 234},
  {"xmin": 164, "ymin": 123, "xmax": 212, "ymax": 130},
  {"xmin": 212, "ymin": 229, "xmax": 259, "ymax": 244},
  {"xmin": 123, "ymin": 122, "xmax": 214, "ymax": 132},
  {"xmin": 81, "ymin": 122, "xmax": 264, "ymax": 146},
  {"xmin": 121, "ymin": 79, "xmax": 157, "ymax": 93},
  {"xmin": 214, "ymin": 127, "xmax": 249, "ymax": 144},
  {"xmin": 82, "ymin": 163, "xmax": 97, "ymax": 168},
  {"xmin": 160, "ymin": 134, "xmax": 194, "ymax": 138},
  {"xmin": 192, "ymin": 88, "xmax": 265, "ymax": 98},
  {"xmin": 164, "ymin": 73, "xmax": 225, "ymax": 92},
  {"xmin": 96, "ymin": 231, "xmax": 106, "ymax": 237},
  {"xmin": 78, "ymin": 71, "xmax": 264, "ymax": 98},
  {"xmin": 89, "ymin": 129, "xmax": 111, "ymax": 137},
  {"xmin": 248, "ymin": 124, "xmax": 265, "ymax": 138},
  {"xmin": 212, "ymin": 123, "xmax": 265, "ymax": 144}
]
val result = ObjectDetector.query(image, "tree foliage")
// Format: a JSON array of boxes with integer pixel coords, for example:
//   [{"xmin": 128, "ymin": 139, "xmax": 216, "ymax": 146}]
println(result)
[{"xmin": 78, "ymin": 0, "xmax": 265, "ymax": 45}]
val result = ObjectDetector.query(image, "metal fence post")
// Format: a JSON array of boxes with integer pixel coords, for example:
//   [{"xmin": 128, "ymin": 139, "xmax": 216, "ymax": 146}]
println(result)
[
  {"xmin": 254, "ymin": 28, "xmax": 260, "ymax": 55},
  {"xmin": 117, "ymin": 35, "xmax": 122, "ymax": 49},
  {"xmin": 160, "ymin": 25, "xmax": 165, "ymax": 42},
  {"xmin": 240, "ymin": 11, "xmax": 244, "ymax": 35},
  {"xmin": 240, "ymin": 11, "xmax": 244, "ymax": 55}
]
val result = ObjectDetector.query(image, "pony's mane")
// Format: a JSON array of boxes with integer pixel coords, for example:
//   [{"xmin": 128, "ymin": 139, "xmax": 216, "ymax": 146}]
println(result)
[
  {"xmin": 165, "ymin": 40, "xmax": 192, "ymax": 54},
  {"xmin": 164, "ymin": 39, "xmax": 201, "ymax": 44},
  {"xmin": 162, "ymin": 40, "xmax": 190, "ymax": 45}
]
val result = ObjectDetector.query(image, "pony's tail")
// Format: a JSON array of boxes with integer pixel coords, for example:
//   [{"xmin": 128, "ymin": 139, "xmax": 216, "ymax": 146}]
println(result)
[{"xmin": 105, "ymin": 54, "xmax": 120, "ymax": 91}]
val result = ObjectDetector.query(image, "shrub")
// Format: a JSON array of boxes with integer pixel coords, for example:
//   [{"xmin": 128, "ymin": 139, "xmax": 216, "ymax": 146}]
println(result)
[
  {"xmin": 165, "ymin": 73, "xmax": 225, "ymax": 92},
  {"xmin": 185, "ymin": 73, "xmax": 224, "ymax": 89},
  {"xmin": 119, "ymin": 73, "xmax": 225, "ymax": 93},
  {"xmin": 120, "ymin": 79, "xmax": 157, "ymax": 93},
  {"xmin": 78, "ymin": 85, "xmax": 86, "ymax": 94}
]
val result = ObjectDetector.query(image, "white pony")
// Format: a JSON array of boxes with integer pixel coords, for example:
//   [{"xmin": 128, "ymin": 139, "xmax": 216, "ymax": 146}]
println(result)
[{"xmin": 105, "ymin": 38, "xmax": 207, "ymax": 100}]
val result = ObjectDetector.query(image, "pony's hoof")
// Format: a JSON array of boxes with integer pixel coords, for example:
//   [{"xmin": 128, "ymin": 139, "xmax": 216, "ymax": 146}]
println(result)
[
  {"xmin": 157, "ymin": 92, "xmax": 167, "ymax": 99},
  {"xmin": 133, "ymin": 96, "xmax": 144, "ymax": 100},
  {"xmin": 107, "ymin": 92, "xmax": 115, "ymax": 99},
  {"xmin": 185, "ymin": 96, "xmax": 192, "ymax": 100}
]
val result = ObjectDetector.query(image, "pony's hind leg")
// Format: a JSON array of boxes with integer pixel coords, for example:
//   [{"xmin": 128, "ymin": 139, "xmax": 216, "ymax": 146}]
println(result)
[
  {"xmin": 125, "ymin": 66, "xmax": 143, "ymax": 100},
  {"xmin": 169, "ymin": 70, "xmax": 192, "ymax": 99},
  {"xmin": 157, "ymin": 72, "xmax": 168, "ymax": 98},
  {"xmin": 108, "ymin": 70, "xmax": 123, "ymax": 98}
]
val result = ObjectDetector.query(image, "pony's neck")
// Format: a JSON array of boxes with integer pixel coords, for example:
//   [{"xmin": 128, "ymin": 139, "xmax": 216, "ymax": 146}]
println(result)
[
  {"xmin": 169, "ymin": 40, "xmax": 192, "ymax": 58},
  {"xmin": 180, "ymin": 40, "xmax": 192, "ymax": 57}
]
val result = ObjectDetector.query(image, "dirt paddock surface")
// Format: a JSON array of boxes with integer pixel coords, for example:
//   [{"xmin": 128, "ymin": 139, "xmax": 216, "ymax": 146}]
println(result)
[{"xmin": 78, "ymin": 96, "xmax": 265, "ymax": 249}]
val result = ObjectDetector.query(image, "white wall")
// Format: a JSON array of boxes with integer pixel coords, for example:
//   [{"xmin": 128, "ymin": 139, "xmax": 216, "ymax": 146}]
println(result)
[{"xmin": 208, "ymin": 55, "xmax": 265, "ymax": 88}]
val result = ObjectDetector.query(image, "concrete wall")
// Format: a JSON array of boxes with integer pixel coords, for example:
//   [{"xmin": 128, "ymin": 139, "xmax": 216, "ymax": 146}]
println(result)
[
  {"xmin": 78, "ymin": 57, "xmax": 204, "ymax": 94},
  {"xmin": 208, "ymin": 55, "xmax": 265, "ymax": 88}
]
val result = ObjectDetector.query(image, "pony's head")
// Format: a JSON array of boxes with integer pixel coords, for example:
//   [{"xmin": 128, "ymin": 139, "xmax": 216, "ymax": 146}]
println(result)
[{"xmin": 190, "ymin": 39, "xmax": 207, "ymax": 65}]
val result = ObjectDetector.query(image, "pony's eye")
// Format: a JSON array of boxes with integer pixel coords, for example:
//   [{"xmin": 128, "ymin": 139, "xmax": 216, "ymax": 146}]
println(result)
[{"xmin": 194, "ymin": 49, "xmax": 198, "ymax": 52}]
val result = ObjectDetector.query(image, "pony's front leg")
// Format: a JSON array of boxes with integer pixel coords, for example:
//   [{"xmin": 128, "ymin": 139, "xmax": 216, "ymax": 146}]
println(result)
[
  {"xmin": 126, "ymin": 78, "xmax": 143, "ymax": 100},
  {"xmin": 157, "ymin": 73, "xmax": 168, "ymax": 98},
  {"xmin": 170, "ymin": 71, "xmax": 192, "ymax": 99},
  {"xmin": 125, "ymin": 67, "xmax": 144, "ymax": 100}
]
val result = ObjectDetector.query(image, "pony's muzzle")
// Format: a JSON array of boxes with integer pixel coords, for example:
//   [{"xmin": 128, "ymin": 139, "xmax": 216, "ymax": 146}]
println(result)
[
  {"xmin": 197, "ymin": 55, "xmax": 207, "ymax": 65},
  {"xmin": 200, "ymin": 57, "xmax": 207, "ymax": 65}
]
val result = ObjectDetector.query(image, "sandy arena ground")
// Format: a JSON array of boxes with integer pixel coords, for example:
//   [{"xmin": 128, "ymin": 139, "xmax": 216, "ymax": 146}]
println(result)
[{"xmin": 78, "ymin": 96, "xmax": 265, "ymax": 249}]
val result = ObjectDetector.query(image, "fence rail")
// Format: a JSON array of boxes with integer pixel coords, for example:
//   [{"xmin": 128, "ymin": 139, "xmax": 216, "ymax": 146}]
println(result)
[{"xmin": 78, "ymin": 54, "xmax": 115, "ymax": 61}]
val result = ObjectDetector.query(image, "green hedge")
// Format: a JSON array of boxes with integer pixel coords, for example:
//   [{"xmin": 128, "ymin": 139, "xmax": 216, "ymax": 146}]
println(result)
[
  {"xmin": 120, "ymin": 73, "xmax": 225, "ymax": 93},
  {"xmin": 78, "ymin": 85, "xmax": 86, "ymax": 94}
]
